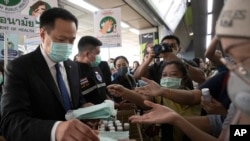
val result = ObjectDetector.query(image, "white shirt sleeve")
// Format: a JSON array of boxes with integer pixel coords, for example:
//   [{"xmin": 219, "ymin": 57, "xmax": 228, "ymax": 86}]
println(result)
[{"xmin": 51, "ymin": 121, "xmax": 62, "ymax": 141}]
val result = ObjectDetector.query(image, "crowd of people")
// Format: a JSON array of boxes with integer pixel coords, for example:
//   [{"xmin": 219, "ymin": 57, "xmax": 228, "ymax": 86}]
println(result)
[{"xmin": 0, "ymin": 0, "xmax": 249, "ymax": 141}]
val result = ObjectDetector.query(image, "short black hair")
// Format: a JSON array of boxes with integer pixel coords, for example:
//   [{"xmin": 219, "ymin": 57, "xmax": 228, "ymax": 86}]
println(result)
[
  {"xmin": 40, "ymin": 7, "xmax": 78, "ymax": 33},
  {"xmin": 161, "ymin": 35, "xmax": 180, "ymax": 46},
  {"xmin": 114, "ymin": 56, "xmax": 129, "ymax": 67},
  {"xmin": 78, "ymin": 36, "xmax": 102, "ymax": 52}
]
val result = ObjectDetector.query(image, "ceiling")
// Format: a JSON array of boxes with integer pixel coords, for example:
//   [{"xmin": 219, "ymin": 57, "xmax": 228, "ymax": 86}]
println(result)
[
  {"xmin": 58, "ymin": 0, "xmax": 224, "ymax": 60},
  {"xmin": 58, "ymin": 0, "xmax": 157, "ymax": 50}
]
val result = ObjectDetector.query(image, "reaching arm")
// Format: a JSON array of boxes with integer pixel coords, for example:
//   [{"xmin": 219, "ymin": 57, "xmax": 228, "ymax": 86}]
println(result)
[
  {"xmin": 185, "ymin": 116, "xmax": 212, "ymax": 133},
  {"xmin": 135, "ymin": 77, "xmax": 202, "ymax": 105},
  {"xmin": 205, "ymin": 36, "xmax": 223, "ymax": 66},
  {"xmin": 129, "ymin": 100, "xmax": 226, "ymax": 141},
  {"xmin": 107, "ymin": 84, "xmax": 152, "ymax": 110},
  {"xmin": 133, "ymin": 54, "xmax": 154, "ymax": 80},
  {"xmin": 186, "ymin": 64, "xmax": 206, "ymax": 84},
  {"xmin": 160, "ymin": 88, "xmax": 202, "ymax": 105}
]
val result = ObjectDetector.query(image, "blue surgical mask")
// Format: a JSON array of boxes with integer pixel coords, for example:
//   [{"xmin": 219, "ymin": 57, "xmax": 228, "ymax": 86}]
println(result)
[
  {"xmin": 117, "ymin": 67, "xmax": 128, "ymax": 77},
  {"xmin": 91, "ymin": 55, "xmax": 101, "ymax": 67},
  {"xmin": 160, "ymin": 77, "xmax": 181, "ymax": 89},
  {"xmin": 48, "ymin": 42, "xmax": 73, "ymax": 62},
  {"xmin": 0, "ymin": 74, "xmax": 3, "ymax": 84}
]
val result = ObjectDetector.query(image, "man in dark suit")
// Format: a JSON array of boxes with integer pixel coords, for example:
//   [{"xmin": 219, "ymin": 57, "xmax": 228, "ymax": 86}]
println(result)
[{"xmin": 0, "ymin": 8, "xmax": 99, "ymax": 141}]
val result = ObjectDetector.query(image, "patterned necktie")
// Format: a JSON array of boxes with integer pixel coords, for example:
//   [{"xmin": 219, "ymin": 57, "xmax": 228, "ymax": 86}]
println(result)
[{"xmin": 55, "ymin": 63, "xmax": 71, "ymax": 111}]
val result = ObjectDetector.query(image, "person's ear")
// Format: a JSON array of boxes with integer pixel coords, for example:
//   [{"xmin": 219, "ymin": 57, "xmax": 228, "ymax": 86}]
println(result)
[{"xmin": 40, "ymin": 28, "xmax": 45, "ymax": 42}]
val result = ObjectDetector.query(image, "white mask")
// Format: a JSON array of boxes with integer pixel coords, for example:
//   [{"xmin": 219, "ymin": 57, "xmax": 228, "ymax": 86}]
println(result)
[{"xmin": 227, "ymin": 72, "xmax": 250, "ymax": 116}]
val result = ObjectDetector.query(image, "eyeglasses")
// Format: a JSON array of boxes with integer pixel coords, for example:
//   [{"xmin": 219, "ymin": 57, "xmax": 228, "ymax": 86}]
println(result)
[{"xmin": 221, "ymin": 57, "xmax": 250, "ymax": 84}]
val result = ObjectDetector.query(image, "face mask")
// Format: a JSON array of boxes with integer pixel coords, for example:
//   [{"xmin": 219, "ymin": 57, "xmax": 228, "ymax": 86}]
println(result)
[
  {"xmin": 48, "ymin": 42, "xmax": 73, "ymax": 63},
  {"xmin": 91, "ymin": 55, "xmax": 101, "ymax": 67},
  {"xmin": 0, "ymin": 74, "xmax": 3, "ymax": 84},
  {"xmin": 227, "ymin": 72, "xmax": 250, "ymax": 116},
  {"xmin": 117, "ymin": 67, "xmax": 128, "ymax": 77},
  {"xmin": 109, "ymin": 63, "xmax": 114, "ymax": 69},
  {"xmin": 160, "ymin": 77, "xmax": 181, "ymax": 89},
  {"xmin": 65, "ymin": 100, "xmax": 116, "ymax": 120}
]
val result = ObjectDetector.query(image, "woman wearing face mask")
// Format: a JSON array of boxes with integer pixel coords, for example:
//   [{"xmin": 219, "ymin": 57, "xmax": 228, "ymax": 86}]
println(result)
[
  {"xmin": 111, "ymin": 56, "xmax": 137, "ymax": 104},
  {"xmin": 108, "ymin": 60, "xmax": 201, "ymax": 140}
]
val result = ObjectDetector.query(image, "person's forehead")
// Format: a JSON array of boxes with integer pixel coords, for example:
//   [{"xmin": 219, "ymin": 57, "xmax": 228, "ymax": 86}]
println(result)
[{"xmin": 116, "ymin": 59, "xmax": 127, "ymax": 64}]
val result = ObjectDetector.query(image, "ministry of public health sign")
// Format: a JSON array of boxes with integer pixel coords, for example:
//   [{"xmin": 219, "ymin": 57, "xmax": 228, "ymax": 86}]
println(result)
[
  {"xmin": 0, "ymin": 12, "xmax": 35, "ymax": 35},
  {"xmin": 0, "ymin": 0, "xmax": 29, "ymax": 13}
]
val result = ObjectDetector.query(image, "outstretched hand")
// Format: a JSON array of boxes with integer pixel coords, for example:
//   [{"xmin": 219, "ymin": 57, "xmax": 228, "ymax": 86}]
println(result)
[
  {"xmin": 129, "ymin": 100, "xmax": 178, "ymax": 124},
  {"xmin": 107, "ymin": 84, "xmax": 128, "ymax": 97},
  {"xmin": 201, "ymin": 97, "xmax": 227, "ymax": 116},
  {"xmin": 135, "ymin": 77, "xmax": 162, "ymax": 96}
]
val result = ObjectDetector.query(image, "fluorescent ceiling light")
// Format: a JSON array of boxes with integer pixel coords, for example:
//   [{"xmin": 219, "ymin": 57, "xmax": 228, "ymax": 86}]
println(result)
[
  {"xmin": 68, "ymin": 0, "xmax": 99, "ymax": 12},
  {"xmin": 129, "ymin": 28, "xmax": 139, "ymax": 35},
  {"xmin": 206, "ymin": 35, "xmax": 212, "ymax": 48},
  {"xmin": 207, "ymin": 14, "xmax": 213, "ymax": 34},
  {"xmin": 121, "ymin": 22, "xmax": 130, "ymax": 28},
  {"xmin": 207, "ymin": 0, "xmax": 213, "ymax": 13}
]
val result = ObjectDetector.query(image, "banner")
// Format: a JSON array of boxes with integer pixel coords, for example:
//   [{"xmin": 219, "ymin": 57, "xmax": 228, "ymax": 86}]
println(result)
[
  {"xmin": 22, "ymin": 0, "xmax": 58, "ymax": 53},
  {"xmin": 0, "ymin": 0, "xmax": 29, "ymax": 13},
  {"xmin": 139, "ymin": 32, "xmax": 159, "ymax": 60},
  {"xmin": 94, "ymin": 8, "xmax": 122, "ymax": 47},
  {"xmin": 0, "ymin": 12, "xmax": 35, "ymax": 35},
  {"xmin": 0, "ymin": 33, "xmax": 19, "ymax": 60}
]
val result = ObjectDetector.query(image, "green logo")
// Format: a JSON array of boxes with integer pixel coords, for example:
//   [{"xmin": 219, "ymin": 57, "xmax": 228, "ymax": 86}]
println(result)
[
  {"xmin": 0, "ymin": 0, "xmax": 29, "ymax": 13},
  {"xmin": 99, "ymin": 16, "xmax": 117, "ymax": 34}
]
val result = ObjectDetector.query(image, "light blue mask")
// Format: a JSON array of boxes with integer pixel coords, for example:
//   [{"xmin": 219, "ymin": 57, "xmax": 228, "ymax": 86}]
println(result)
[
  {"xmin": 0, "ymin": 74, "xmax": 3, "ymax": 84},
  {"xmin": 65, "ymin": 100, "xmax": 116, "ymax": 120},
  {"xmin": 160, "ymin": 77, "xmax": 181, "ymax": 89},
  {"xmin": 48, "ymin": 42, "xmax": 73, "ymax": 62},
  {"xmin": 91, "ymin": 55, "xmax": 102, "ymax": 67}
]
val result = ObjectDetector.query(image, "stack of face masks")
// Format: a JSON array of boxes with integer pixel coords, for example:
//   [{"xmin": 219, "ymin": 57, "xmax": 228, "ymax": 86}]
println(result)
[
  {"xmin": 99, "ymin": 131, "xmax": 129, "ymax": 141},
  {"xmin": 65, "ymin": 100, "xmax": 117, "ymax": 120}
]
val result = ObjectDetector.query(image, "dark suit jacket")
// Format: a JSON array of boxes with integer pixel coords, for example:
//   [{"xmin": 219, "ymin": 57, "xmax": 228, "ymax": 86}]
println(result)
[{"xmin": 0, "ymin": 47, "xmax": 83, "ymax": 141}]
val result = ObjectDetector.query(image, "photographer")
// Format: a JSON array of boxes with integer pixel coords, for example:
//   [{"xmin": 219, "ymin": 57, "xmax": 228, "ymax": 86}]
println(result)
[{"xmin": 134, "ymin": 35, "xmax": 206, "ymax": 84}]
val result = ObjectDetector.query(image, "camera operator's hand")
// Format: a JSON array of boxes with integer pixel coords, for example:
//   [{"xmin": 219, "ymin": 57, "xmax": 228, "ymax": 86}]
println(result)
[{"xmin": 144, "ymin": 53, "xmax": 155, "ymax": 64}]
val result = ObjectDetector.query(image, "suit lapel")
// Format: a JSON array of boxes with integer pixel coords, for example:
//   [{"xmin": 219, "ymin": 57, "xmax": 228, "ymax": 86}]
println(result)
[
  {"xmin": 64, "ymin": 60, "xmax": 79, "ymax": 109},
  {"xmin": 31, "ymin": 47, "xmax": 65, "ymax": 109}
]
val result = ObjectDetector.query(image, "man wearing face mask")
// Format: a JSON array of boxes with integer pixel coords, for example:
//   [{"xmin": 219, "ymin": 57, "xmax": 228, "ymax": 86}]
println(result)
[
  {"xmin": 76, "ymin": 36, "xmax": 108, "ymax": 105},
  {"xmin": 134, "ymin": 35, "xmax": 206, "ymax": 85},
  {"xmin": 0, "ymin": 8, "xmax": 99, "ymax": 141}
]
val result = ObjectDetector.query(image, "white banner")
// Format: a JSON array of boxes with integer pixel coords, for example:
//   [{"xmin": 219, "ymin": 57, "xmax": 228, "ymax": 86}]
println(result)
[
  {"xmin": 0, "ymin": 12, "xmax": 36, "ymax": 35},
  {"xmin": 22, "ymin": 0, "xmax": 58, "ymax": 53},
  {"xmin": 94, "ymin": 8, "xmax": 122, "ymax": 47}
]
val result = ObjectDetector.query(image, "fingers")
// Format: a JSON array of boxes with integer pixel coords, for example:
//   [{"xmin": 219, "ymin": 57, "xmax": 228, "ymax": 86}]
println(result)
[
  {"xmin": 75, "ymin": 120, "xmax": 99, "ymax": 141},
  {"xmin": 56, "ymin": 119, "xmax": 99, "ymax": 141},
  {"xmin": 144, "ymin": 100, "xmax": 155, "ymax": 108}
]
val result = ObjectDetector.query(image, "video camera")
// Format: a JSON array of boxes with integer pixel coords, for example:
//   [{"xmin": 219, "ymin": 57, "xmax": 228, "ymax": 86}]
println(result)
[{"xmin": 153, "ymin": 43, "xmax": 173, "ymax": 57}]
